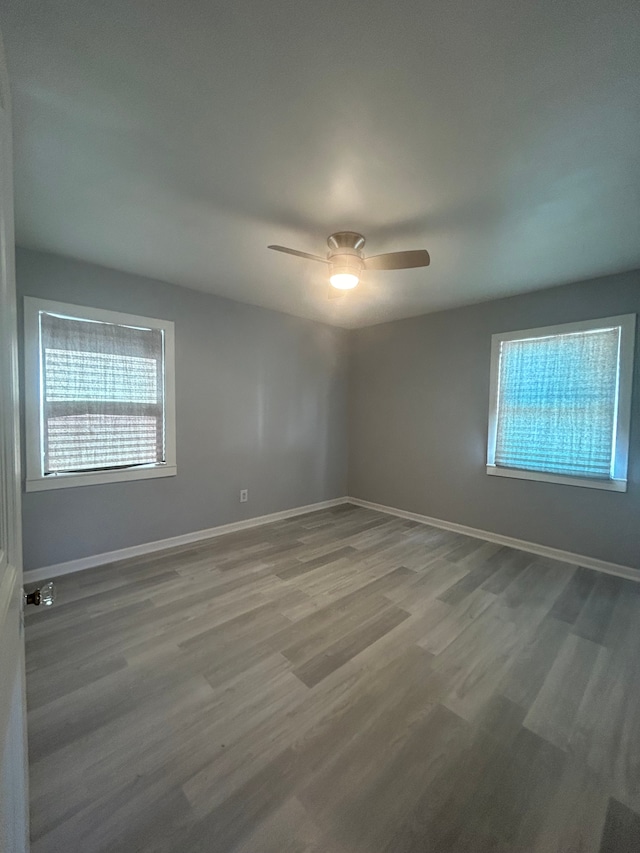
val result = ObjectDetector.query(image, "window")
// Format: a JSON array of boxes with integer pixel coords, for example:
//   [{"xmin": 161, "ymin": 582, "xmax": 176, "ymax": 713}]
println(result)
[
  {"xmin": 487, "ymin": 315, "xmax": 635, "ymax": 491},
  {"xmin": 24, "ymin": 298, "xmax": 176, "ymax": 491}
]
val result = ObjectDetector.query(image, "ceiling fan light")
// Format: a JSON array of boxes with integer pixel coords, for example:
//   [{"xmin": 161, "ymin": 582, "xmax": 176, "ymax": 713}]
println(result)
[{"xmin": 330, "ymin": 272, "xmax": 359, "ymax": 290}]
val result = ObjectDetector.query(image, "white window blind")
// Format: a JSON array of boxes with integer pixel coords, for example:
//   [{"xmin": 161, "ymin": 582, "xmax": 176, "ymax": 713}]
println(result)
[
  {"xmin": 494, "ymin": 327, "xmax": 621, "ymax": 480},
  {"xmin": 41, "ymin": 313, "xmax": 166, "ymax": 474}
]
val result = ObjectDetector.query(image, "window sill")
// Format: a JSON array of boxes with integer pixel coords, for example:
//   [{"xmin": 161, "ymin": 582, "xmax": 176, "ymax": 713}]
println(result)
[
  {"xmin": 486, "ymin": 465, "xmax": 627, "ymax": 492},
  {"xmin": 25, "ymin": 464, "xmax": 177, "ymax": 492}
]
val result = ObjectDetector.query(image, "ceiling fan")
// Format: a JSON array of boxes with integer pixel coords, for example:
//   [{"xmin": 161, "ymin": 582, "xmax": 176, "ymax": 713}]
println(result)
[{"xmin": 268, "ymin": 231, "xmax": 430, "ymax": 295}]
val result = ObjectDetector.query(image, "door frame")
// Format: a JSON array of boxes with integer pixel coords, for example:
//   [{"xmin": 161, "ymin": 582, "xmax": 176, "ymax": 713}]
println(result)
[{"xmin": 0, "ymin": 22, "xmax": 29, "ymax": 853}]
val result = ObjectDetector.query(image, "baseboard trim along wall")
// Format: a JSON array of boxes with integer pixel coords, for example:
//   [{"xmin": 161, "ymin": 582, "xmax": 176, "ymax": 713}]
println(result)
[
  {"xmin": 24, "ymin": 495, "xmax": 639, "ymax": 585},
  {"xmin": 347, "ymin": 497, "xmax": 640, "ymax": 583},
  {"xmin": 23, "ymin": 497, "xmax": 350, "ymax": 584}
]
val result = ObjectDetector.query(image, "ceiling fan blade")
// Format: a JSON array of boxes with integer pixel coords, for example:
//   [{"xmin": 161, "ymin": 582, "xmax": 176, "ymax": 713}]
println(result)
[
  {"xmin": 327, "ymin": 285, "xmax": 347, "ymax": 300},
  {"xmin": 327, "ymin": 282, "xmax": 370, "ymax": 300},
  {"xmin": 268, "ymin": 245, "xmax": 328, "ymax": 264},
  {"xmin": 364, "ymin": 249, "xmax": 430, "ymax": 271}
]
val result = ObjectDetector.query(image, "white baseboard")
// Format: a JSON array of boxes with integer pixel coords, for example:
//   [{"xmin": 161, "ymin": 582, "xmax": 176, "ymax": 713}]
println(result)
[
  {"xmin": 24, "ymin": 494, "xmax": 639, "ymax": 586},
  {"xmin": 23, "ymin": 497, "xmax": 350, "ymax": 584},
  {"xmin": 347, "ymin": 497, "xmax": 640, "ymax": 583}
]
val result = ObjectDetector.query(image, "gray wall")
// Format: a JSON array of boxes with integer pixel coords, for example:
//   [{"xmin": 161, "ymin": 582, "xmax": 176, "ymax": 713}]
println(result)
[
  {"xmin": 17, "ymin": 248, "xmax": 348, "ymax": 570},
  {"xmin": 349, "ymin": 270, "xmax": 640, "ymax": 569},
  {"xmin": 17, "ymin": 247, "xmax": 640, "ymax": 572}
]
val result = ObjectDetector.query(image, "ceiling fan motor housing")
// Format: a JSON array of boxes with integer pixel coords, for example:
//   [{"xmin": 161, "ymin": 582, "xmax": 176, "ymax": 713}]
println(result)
[
  {"xmin": 327, "ymin": 232, "xmax": 365, "ymax": 280},
  {"xmin": 327, "ymin": 231, "xmax": 366, "ymax": 251},
  {"xmin": 328, "ymin": 248, "xmax": 364, "ymax": 278}
]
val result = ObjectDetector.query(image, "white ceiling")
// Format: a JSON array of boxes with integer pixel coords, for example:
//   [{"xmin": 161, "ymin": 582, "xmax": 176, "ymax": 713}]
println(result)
[{"xmin": 2, "ymin": 0, "xmax": 640, "ymax": 328}]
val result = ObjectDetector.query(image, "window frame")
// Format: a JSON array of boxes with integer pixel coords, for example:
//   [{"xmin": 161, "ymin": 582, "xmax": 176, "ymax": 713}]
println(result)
[
  {"xmin": 486, "ymin": 314, "xmax": 636, "ymax": 492},
  {"xmin": 24, "ymin": 297, "xmax": 177, "ymax": 491}
]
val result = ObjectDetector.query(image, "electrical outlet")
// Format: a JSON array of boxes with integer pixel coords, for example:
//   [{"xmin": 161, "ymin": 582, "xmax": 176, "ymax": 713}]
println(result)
[{"xmin": 240, "ymin": 489, "xmax": 248, "ymax": 503}]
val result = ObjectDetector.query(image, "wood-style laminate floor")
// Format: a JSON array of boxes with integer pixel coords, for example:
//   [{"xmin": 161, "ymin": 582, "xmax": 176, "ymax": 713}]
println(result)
[{"xmin": 25, "ymin": 504, "xmax": 640, "ymax": 852}]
